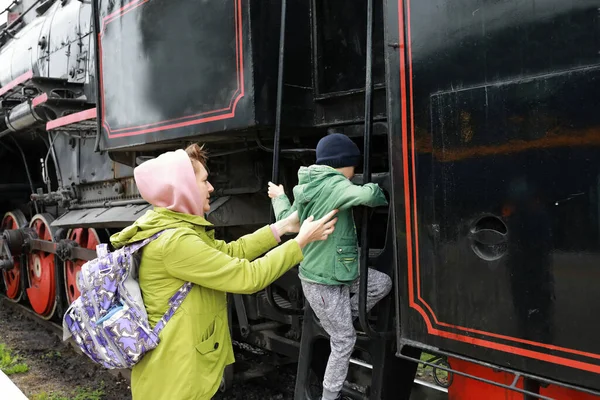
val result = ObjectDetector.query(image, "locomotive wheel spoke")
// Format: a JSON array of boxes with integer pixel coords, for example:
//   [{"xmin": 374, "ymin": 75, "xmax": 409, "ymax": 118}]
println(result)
[
  {"xmin": 1, "ymin": 210, "xmax": 28, "ymax": 302},
  {"xmin": 64, "ymin": 227, "xmax": 106, "ymax": 304},
  {"xmin": 26, "ymin": 214, "xmax": 58, "ymax": 319}
]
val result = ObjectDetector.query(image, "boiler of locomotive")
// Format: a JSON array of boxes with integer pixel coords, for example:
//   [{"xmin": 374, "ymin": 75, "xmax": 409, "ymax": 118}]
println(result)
[{"xmin": 0, "ymin": 0, "xmax": 95, "ymax": 134}]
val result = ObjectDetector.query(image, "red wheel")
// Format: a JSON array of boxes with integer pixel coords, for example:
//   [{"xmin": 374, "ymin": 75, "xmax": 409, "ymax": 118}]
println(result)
[
  {"xmin": 63, "ymin": 228, "xmax": 105, "ymax": 304},
  {"xmin": 26, "ymin": 214, "xmax": 58, "ymax": 319},
  {"xmin": 1, "ymin": 211, "xmax": 28, "ymax": 302}
]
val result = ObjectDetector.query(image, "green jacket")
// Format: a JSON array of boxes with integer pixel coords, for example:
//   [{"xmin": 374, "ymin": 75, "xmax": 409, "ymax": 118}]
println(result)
[
  {"xmin": 272, "ymin": 165, "xmax": 387, "ymax": 285},
  {"xmin": 110, "ymin": 208, "xmax": 303, "ymax": 400}
]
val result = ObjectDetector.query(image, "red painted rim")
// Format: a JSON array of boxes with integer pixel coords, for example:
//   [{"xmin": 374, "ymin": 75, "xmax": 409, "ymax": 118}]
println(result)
[
  {"xmin": 1, "ymin": 211, "xmax": 27, "ymax": 301},
  {"xmin": 26, "ymin": 215, "xmax": 56, "ymax": 318},
  {"xmin": 64, "ymin": 228, "xmax": 100, "ymax": 304}
]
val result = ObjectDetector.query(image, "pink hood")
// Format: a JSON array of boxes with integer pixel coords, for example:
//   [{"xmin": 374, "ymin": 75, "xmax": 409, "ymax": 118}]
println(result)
[{"xmin": 134, "ymin": 149, "xmax": 205, "ymax": 216}]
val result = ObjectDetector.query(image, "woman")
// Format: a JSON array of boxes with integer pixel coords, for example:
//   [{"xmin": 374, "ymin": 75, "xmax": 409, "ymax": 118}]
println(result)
[{"xmin": 109, "ymin": 144, "xmax": 337, "ymax": 400}]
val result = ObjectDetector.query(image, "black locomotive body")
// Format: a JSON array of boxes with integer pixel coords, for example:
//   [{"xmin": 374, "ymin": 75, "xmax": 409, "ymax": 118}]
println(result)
[
  {"xmin": 388, "ymin": 0, "xmax": 600, "ymax": 395},
  {"xmin": 0, "ymin": 0, "xmax": 599, "ymax": 399}
]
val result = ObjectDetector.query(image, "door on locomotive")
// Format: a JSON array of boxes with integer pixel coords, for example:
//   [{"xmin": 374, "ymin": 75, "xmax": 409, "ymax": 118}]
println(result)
[{"xmin": 387, "ymin": 0, "xmax": 600, "ymax": 399}]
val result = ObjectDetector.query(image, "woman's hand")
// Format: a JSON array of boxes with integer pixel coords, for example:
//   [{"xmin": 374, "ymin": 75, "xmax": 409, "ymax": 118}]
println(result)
[
  {"xmin": 268, "ymin": 182, "xmax": 285, "ymax": 199},
  {"xmin": 273, "ymin": 211, "xmax": 300, "ymax": 236},
  {"xmin": 294, "ymin": 210, "xmax": 338, "ymax": 249}
]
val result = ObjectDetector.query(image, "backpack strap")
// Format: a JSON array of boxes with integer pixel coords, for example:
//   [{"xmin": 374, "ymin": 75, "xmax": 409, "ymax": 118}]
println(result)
[
  {"xmin": 128, "ymin": 230, "xmax": 168, "ymax": 253},
  {"xmin": 95, "ymin": 230, "xmax": 167, "ymax": 259},
  {"xmin": 152, "ymin": 281, "xmax": 193, "ymax": 335},
  {"xmin": 124, "ymin": 229, "xmax": 194, "ymax": 336}
]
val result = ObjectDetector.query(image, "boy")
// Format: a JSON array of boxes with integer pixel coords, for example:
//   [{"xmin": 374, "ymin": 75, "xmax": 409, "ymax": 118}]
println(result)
[{"xmin": 268, "ymin": 133, "xmax": 392, "ymax": 400}]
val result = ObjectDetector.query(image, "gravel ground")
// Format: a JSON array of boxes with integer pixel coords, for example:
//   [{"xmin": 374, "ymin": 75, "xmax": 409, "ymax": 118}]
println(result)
[
  {"xmin": 0, "ymin": 302, "xmax": 444, "ymax": 400},
  {"xmin": 0, "ymin": 304, "xmax": 296, "ymax": 399}
]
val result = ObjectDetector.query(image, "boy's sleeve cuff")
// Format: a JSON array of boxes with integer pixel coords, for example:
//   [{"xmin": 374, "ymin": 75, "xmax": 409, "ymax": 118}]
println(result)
[{"xmin": 270, "ymin": 224, "xmax": 282, "ymax": 243}]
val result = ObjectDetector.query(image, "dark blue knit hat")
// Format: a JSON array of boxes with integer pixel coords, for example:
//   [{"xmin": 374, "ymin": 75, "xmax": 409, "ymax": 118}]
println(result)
[{"xmin": 315, "ymin": 133, "xmax": 361, "ymax": 168}]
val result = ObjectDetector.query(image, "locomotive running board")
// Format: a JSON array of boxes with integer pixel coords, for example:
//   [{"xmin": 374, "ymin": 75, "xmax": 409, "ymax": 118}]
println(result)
[
  {"xmin": 0, "ymin": 70, "xmax": 33, "ymax": 100},
  {"xmin": 51, "ymin": 203, "xmax": 152, "ymax": 229},
  {"xmin": 47, "ymin": 107, "xmax": 97, "ymax": 131}
]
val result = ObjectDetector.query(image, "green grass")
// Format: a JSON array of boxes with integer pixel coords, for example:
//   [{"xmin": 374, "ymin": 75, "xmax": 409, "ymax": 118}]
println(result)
[
  {"xmin": 1, "ymin": 344, "xmax": 103, "ymax": 399},
  {"xmin": 0, "ymin": 343, "xmax": 29, "ymax": 375},
  {"xmin": 31, "ymin": 386, "xmax": 105, "ymax": 400},
  {"xmin": 41, "ymin": 351, "xmax": 62, "ymax": 360},
  {"xmin": 416, "ymin": 352, "xmax": 450, "ymax": 383},
  {"xmin": 30, "ymin": 393, "xmax": 67, "ymax": 400}
]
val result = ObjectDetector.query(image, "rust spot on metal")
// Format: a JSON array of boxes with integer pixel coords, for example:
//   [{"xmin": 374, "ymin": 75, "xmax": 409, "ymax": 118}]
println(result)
[
  {"xmin": 432, "ymin": 127, "xmax": 600, "ymax": 162},
  {"xmin": 412, "ymin": 126, "xmax": 600, "ymax": 162},
  {"xmin": 460, "ymin": 111, "xmax": 473, "ymax": 143}
]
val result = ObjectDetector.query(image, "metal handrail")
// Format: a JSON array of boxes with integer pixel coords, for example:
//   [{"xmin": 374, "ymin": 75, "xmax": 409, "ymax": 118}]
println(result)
[
  {"xmin": 91, "ymin": 0, "xmax": 103, "ymax": 153},
  {"xmin": 397, "ymin": 339, "xmax": 600, "ymax": 399},
  {"xmin": 0, "ymin": 0, "xmax": 45, "ymax": 42},
  {"xmin": 357, "ymin": 0, "xmax": 395, "ymax": 339},
  {"xmin": 266, "ymin": 0, "xmax": 303, "ymax": 316}
]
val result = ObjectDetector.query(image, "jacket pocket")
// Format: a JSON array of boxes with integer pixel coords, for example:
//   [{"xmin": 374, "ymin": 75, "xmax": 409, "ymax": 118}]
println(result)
[
  {"xmin": 195, "ymin": 316, "xmax": 221, "ymax": 355},
  {"xmin": 194, "ymin": 314, "xmax": 227, "ymax": 398},
  {"xmin": 334, "ymin": 243, "xmax": 359, "ymax": 282}
]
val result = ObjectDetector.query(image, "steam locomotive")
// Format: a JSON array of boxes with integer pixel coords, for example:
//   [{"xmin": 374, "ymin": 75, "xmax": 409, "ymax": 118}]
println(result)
[{"xmin": 1, "ymin": 0, "xmax": 599, "ymax": 399}]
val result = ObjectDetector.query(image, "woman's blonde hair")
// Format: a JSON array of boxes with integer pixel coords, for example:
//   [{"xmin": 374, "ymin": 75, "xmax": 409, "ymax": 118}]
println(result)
[{"xmin": 185, "ymin": 143, "xmax": 209, "ymax": 174}]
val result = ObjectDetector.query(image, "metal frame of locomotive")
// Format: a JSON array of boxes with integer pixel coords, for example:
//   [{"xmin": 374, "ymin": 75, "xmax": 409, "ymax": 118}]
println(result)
[{"xmin": 1, "ymin": 1, "xmax": 600, "ymax": 400}]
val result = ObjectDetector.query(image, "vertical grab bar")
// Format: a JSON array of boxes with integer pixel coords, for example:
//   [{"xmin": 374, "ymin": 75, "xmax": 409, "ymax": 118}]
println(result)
[
  {"xmin": 267, "ymin": 0, "xmax": 304, "ymax": 315},
  {"xmin": 358, "ymin": 0, "xmax": 393, "ymax": 339},
  {"xmin": 92, "ymin": 0, "xmax": 104, "ymax": 153}
]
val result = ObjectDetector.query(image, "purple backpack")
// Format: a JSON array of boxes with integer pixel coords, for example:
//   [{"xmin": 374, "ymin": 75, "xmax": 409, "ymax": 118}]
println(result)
[{"xmin": 62, "ymin": 231, "xmax": 192, "ymax": 369}]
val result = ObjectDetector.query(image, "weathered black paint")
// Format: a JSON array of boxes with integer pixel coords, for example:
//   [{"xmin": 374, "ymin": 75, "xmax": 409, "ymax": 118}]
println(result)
[
  {"xmin": 96, "ymin": 0, "xmax": 390, "ymax": 150},
  {"xmin": 312, "ymin": 0, "xmax": 385, "ymax": 96},
  {"xmin": 97, "ymin": 0, "xmax": 253, "ymax": 147},
  {"xmin": 388, "ymin": 0, "xmax": 600, "ymax": 390}
]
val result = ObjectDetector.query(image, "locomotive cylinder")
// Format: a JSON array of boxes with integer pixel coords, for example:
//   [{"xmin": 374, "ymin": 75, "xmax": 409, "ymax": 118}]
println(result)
[{"xmin": 4, "ymin": 101, "xmax": 53, "ymax": 133}]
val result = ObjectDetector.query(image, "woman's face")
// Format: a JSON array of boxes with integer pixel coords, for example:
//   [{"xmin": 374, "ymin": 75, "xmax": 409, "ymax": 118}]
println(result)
[{"xmin": 194, "ymin": 162, "xmax": 214, "ymax": 213}]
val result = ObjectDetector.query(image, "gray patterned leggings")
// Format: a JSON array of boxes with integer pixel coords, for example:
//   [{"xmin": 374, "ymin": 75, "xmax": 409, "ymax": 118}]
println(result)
[{"xmin": 301, "ymin": 268, "xmax": 392, "ymax": 398}]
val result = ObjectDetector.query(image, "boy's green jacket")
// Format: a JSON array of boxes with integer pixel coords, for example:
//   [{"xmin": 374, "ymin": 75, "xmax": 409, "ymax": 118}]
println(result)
[
  {"xmin": 110, "ymin": 208, "xmax": 303, "ymax": 400},
  {"xmin": 272, "ymin": 164, "xmax": 388, "ymax": 285}
]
